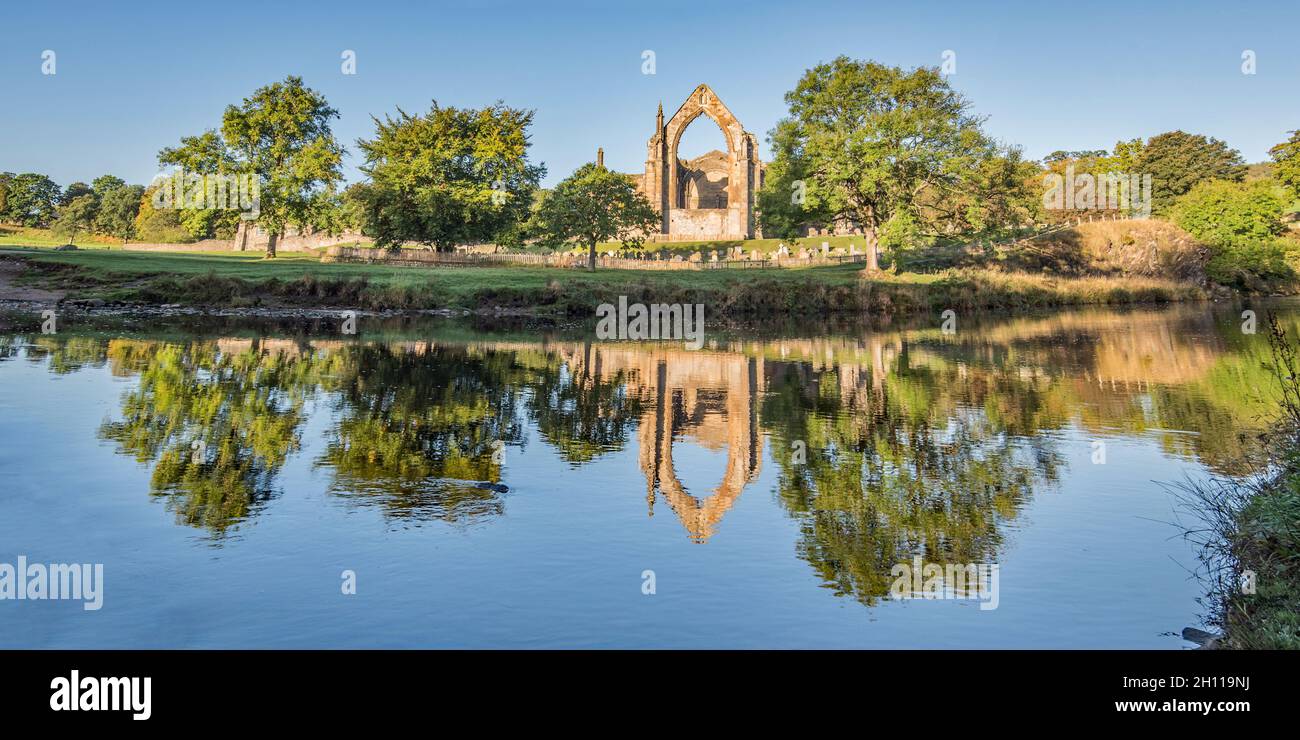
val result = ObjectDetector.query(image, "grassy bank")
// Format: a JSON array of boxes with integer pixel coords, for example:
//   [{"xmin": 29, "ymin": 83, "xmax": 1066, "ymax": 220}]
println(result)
[
  {"xmin": 1, "ymin": 245, "xmax": 1206, "ymax": 316},
  {"xmin": 1223, "ymin": 318, "xmax": 1300, "ymax": 648},
  {"xmin": 1179, "ymin": 316, "xmax": 1300, "ymax": 649}
]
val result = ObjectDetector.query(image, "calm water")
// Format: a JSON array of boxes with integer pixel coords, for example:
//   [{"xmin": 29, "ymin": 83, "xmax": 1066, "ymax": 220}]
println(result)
[{"xmin": 0, "ymin": 303, "xmax": 1291, "ymax": 648}]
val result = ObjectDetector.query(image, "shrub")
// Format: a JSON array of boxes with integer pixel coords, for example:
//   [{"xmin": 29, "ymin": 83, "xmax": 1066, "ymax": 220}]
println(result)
[{"xmin": 1171, "ymin": 179, "xmax": 1294, "ymax": 288}]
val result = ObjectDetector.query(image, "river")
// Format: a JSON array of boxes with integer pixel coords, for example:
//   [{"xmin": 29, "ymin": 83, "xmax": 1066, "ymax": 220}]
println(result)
[{"xmin": 0, "ymin": 301, "xmax": 1291, "ymax": 647}]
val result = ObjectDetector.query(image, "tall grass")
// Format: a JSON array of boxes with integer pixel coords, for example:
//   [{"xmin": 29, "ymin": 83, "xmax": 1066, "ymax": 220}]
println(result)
[{"xmin": 1173, "ymin": 314, "xmax": 1300, "ymax": 649}]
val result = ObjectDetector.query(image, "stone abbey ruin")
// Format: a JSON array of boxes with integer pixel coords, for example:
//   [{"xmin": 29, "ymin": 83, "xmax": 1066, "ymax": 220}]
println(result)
[{"xmin": 630, "ymin": 84, "xmax": 765, "ymax": 242}]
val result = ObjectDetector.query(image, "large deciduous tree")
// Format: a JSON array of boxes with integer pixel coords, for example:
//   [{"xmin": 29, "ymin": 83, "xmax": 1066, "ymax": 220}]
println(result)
[
  {"xmin": 1, "ymin": 173, "xmax": 61, "ymax": 227},
  {"xmin": 533, "ymin": 163, "xmax": 659, "ymax": 270},
  {"xmin": 762, "ymin": 57, "xmax": 1022, "ymax": 263},
  {"xmin": 357, "ymin": 102, "xmax": 544, "ymax": 251},
  {"xmin": 159, "ymin": 77, "xmax": 344, "ymax": 256},
  {"xmin": 1136, "ymin": 130, "xmax": 1245, "ymax": 212}
]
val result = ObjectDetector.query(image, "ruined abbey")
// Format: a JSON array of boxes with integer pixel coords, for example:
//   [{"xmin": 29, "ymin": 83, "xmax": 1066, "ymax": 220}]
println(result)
[{"xmin": 630, "ymin": 84, "xmax": 765, "ymax": 241}]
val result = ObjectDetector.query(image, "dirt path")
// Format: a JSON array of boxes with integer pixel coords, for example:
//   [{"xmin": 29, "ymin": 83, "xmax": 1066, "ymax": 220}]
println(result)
[{"xmin": 0, "ymin": 258, "xmax": 65, "ymax": 303}]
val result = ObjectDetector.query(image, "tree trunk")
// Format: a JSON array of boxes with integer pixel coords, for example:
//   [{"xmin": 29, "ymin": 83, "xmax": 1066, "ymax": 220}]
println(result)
[
  {"xmin": 860, "ymin": 227, "xmax": 880, "ymax": 274},
  {"xmin": 266, "ymin": 232, "xmax": 278, "ymax": 259},
  {"xmin": 587, "ymin": 239, "xmax": 597, "ymax": 271}
]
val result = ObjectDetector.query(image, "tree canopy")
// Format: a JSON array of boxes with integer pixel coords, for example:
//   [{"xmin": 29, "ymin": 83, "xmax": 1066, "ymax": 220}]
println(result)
[
  {"xmin": 357, "ymin": 102, "xmax": 544, "ymax": 251},
  {"xmin": 1172, "ymin": 179, "xmax": 1291, "ymax": 288},
  {"xmin": 158, "ymin": 76, "xmax": 344, "ymax": 256},
  {"xmin": 533, "ymin": 163, "xmax": 659, "ymax": 269},
  {"xmin": 1137, "ymin": 130, "xmax": 1245, "ymax": 212},
  {"xmin": 95, "ymin": 184, "xmax": 146, "ymax": 243},
  {"xmin": 759, "ymin": 57, "xmax": 1029, "ymax": 254},
  {"xmin": 1269, "ymin": 129, "xmax": 1300, "ymax": 206},
  {"xmin": 0, "ymin": 172, "xmax": 61, "ymax": 227}
]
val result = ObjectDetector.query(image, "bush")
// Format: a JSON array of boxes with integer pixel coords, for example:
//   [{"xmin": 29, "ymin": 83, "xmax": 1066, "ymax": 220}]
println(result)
[{"xmin": 1171, "ymin": 179, "xmax": 1294, "ymax": 288}]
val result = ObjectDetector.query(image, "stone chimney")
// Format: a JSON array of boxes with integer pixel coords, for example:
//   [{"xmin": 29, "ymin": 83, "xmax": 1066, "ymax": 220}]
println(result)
[{"xmin": 597, "ymin": 147, "xmax": 604, "ymax": 168}]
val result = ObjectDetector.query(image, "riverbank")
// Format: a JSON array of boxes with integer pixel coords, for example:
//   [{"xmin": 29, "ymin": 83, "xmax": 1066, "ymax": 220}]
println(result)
[
  {"xmin": 0, "ymin": 247, "xmax": 1210, "ymax": 317},
  {"xmin": 1219, "ymin": 318, "xmax": 1300, "ymax": 649},
  {"xmin": 1226, "ymin": 477, "xmax": 1300, "ymax": 649},
  {"xmin": 1179, "ymin": 315, "xmax": 1300, "ymax": 649}
]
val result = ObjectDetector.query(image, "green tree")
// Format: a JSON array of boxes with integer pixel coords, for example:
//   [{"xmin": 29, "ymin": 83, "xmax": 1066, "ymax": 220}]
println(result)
[
  {"xmin": 1100, "ymin": 138, "xmax": 1145, "ymax": 172},
  {"xmin": 157, "ymin": 131, "xmax": 242, "ymax": 240},
  {"xmin": 2, "ymin": 173, "xmax": 61, "ymax": 226},
  {"xmin": 161, "ymin": 77, "xmax": 344, "ymax": 257},
  {"xmin": 60, "ymin": 181, "xmax": 94, "ymax": 205},
  {"xmin": 357, "ymin": 102, "xmax": 544, "ymax": 251},
  {"xmin": 756, "ymin": 147, "xmax": 832, "ymax": 240},
  {"xmin": 766, "ymin": 57, "xmax": 1011, "ymax": 260},
  {"xmin": 51, "ymin": 194, "xmax": 98, "ymax": 243},
  {"xmin": 91, "ymin": 175, "xmax": 126, "ymax": 195},
  {"xmin": 223, "ymin": 78, "xmax": 343, "ymax": 256},
  {"xmin": 1269, "ymin": 129, "xmax": 1300, "ymax": 207},
  {"xmin": 1137, "ymin": 131, "xmax": 1245, "ymax": 212},
  {"xmin": 133, "ymin": 184, "xmax": 192, "ymax": 243},
  {"xmin": 95, "ymin": 184, "xmax": 145, "ymax": 244},
  {"xmin": 533, "ymin": 163, "xmax": 659, "ymax": 270}
]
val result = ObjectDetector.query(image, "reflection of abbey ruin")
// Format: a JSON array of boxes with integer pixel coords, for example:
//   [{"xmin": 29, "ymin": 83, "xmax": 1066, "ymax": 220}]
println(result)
[
  {"xmin": 561, "ymin": 346, "xmax": 765, "ymax": 541},
  {"xmin": 632, "ymin": 84, "xmax": 764, "ymax": 241}
]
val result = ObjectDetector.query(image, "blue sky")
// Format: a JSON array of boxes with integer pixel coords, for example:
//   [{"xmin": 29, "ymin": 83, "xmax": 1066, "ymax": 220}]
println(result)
[{"xmin": 2, "ymin": 0, "xmax": 1297, "ymax": 188}]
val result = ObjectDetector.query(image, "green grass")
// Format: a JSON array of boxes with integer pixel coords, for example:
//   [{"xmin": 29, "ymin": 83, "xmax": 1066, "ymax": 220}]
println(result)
[
  {"xmin": 1, "ymin": 243, "xmax": 1206, "ymax": 316},
  {"xmin": 0, "ymin": 225, "xmax": 118, "ymax": 249},
  {"xmin": 1225, "ymin": 479, "xmax": 1300, "ymax": 648},
  {"xmin": 1177, "ymin": 317, "xmax": 1300, "ymax": 649}
]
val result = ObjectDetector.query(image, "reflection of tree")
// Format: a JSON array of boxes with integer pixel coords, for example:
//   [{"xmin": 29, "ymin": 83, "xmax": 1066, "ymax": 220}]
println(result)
[
  {"xmin": 764, "ymin": 358, "xmax": 1057, "ymax": 606},
  {"xmin": 525, "ymin": 343, "xmax": 644, "ymax": 464},
  {"xmin": 318, "ymin": 344, "xmax": 528, "ymax": 524},
  {"xmin": 15, "ymin": 304, "xmax": 1295, "ymax": 565},
  {"xmin": 0, "ymin": 335, "xmax": 21, "ymax": 362},
  {"xmin": 24, "ymin": 336, "xmax": 108, "ymax": 374},
  {"xmin": 98, "ymin": 340, "xmax": 314, "ymax": 534}
]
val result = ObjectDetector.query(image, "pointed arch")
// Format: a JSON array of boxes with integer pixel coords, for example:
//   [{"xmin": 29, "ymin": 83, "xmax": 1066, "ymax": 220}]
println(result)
[{"xmin": 642, "ymin": 83, "xmax": 763, "ymax": 239}]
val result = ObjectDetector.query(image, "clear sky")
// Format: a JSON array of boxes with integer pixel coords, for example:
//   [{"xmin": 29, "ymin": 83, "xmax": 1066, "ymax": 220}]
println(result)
[{"xmin": 2, "ymin": 0, "xmax": 1297, "ymax": 188}]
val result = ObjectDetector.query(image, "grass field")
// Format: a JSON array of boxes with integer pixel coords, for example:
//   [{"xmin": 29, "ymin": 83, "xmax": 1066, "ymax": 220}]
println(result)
[
  {"xmin": 0, "ymin": 225, "xmax": 119, "ymax": 249},
  {"xmin": 0, "ymin": 242, "xmax": 1207, "ymax": 316}
]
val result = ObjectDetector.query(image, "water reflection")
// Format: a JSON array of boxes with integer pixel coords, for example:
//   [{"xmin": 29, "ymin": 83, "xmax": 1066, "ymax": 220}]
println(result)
[
  {"xmin": 97, "ymin": 339, "xmax": 321, "ymax": 531},
  {"xmin": 318, "ymin": 342, "xmax": 527, "ymax": 524},
  {"xmin": 3, "ymin": 302, "xmax": 1292, "ymax": 606}
]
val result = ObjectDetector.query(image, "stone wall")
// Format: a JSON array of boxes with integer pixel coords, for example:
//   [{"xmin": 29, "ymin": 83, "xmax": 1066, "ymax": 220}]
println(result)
[
  {"xmin": 323, "ymin": 245, "xmax": 867, "ymax": 271},
  {"xmin": 666, "ymin": 209, "xmax": 733, "ymax": 241}
]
